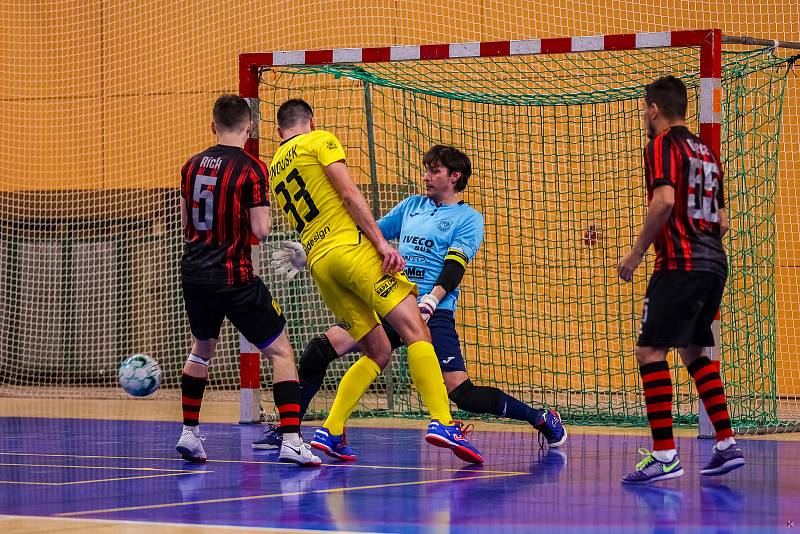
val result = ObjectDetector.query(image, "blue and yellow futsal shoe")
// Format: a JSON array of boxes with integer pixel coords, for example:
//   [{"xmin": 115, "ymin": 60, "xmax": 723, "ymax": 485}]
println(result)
[
  {"xmin": 251, "ymin": 423, "xmax": 282, "ymax": 450},
  {"xmin": 535, "ymin": 408, "xmax": 567, "ymax": 448},
  {"xmin": 310, "ymin": 427, "xmax": 356, "ymax": 461},
  {"xmin": 622, "ymin": 449, "xmax": 684, "ymax": 484},
  {"xmin": 700, "ymin": 444, "xmax": 745, "ymax": 476},
  {"xmin": 425, "ymin": 420, "xmax": 484, "ymax": 464}
]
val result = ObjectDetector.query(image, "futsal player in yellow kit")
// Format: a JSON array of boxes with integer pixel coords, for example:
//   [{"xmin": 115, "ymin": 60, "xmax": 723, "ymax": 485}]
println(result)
[{"xmin": 267, "ymin": 99, "xmax": 483, "ymax": 463}]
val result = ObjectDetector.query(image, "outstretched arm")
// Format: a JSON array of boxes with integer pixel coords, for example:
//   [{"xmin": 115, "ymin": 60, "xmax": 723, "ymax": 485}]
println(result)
[{"xmin": 324, "ymin": 161, "xmax": 405, "ymax": 274}]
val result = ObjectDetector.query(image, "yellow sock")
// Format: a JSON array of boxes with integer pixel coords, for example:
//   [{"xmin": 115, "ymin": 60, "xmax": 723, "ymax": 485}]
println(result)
[
  {"xmin": 407, "ymin": 341, "xmax": 452, "ymax": 423},
  {"xmin": 323, "ymin": 356, "xmax": 381, "ymax": 435}
]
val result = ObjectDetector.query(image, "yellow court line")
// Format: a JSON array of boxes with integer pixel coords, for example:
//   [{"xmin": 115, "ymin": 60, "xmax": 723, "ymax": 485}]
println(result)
[
  {"xmin": 0, "ymin": 471, "xmax": 210, "ymax": 486},
  {"xmin": 1, "ymin": 514, "xmax": 386, "ymax": 534},
  {"xmin": 0, "ymin": 452, "xmax": 527, "ymax": 475},
  {"xmin": 58, "ymin": 471, "xmax": 526, "ymax": 517}
]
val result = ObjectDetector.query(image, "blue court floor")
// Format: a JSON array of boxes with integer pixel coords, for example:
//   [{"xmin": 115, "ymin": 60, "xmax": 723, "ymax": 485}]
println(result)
[{"xmin": 0, "ymin": 417, "xmax": 797, "ymax": 533}]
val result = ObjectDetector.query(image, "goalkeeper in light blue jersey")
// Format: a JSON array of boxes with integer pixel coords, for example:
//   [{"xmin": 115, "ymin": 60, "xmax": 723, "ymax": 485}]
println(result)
[{"xmin": 253, "ymin": 145, "xmax": 566, "ymax": 450}]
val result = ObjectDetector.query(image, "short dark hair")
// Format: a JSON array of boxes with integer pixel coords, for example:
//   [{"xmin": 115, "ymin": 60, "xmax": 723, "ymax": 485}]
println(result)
[
  {"xmin": 644, "ymin": 75, "xmax": 688, "ymax": 120},
  {"xmin": 277, "ymin": 99, "xmax": 314, "ymax": 129},
  {"xmin": 423, "ymin": 145, "xmax": 472, "ymax": 192},
  {"xmin": 213, "ymin": 94, "xmax": 252, "ymax": 131}
]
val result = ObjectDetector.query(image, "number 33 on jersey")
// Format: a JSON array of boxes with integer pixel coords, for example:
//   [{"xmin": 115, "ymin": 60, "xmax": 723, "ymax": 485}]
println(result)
[{"xmin": 269, "ymin": 130, "xmax": 363, "ymax": 268}]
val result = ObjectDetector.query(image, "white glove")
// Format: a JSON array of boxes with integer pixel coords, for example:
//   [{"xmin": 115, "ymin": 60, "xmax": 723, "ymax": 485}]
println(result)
[
  {"xmin": 418, "ymin": 294, "xmax": 439, "ymax": 323},
  {"xmin": 271, "ymin": 241, "xmax": 307, "ymax": 280}
]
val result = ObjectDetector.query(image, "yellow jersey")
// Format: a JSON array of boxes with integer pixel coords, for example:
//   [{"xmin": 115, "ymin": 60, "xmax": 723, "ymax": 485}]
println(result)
[{"xmin": 268, "ymin": 130, "xmax": 361, "ymax": 267}]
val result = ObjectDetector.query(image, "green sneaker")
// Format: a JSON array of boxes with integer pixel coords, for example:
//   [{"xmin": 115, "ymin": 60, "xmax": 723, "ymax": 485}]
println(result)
[{"xmin": 621, "ymin": 448, "xmax": 684, "ymax": 484}]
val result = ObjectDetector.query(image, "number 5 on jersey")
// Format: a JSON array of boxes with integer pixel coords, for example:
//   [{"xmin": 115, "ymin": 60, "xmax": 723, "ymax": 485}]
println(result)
[
  {"xmin": 193, "ymin": 174, "xmax": 217, "ymax": 230},
  {"xmin": 275, "ymin": 168, "xmax": 319, "ymax": 233}
]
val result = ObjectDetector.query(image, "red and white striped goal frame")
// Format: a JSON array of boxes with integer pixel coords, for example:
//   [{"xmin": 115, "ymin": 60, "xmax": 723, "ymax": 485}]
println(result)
[
  {"xmin": 237, "ymin": 29, "xmax": 723, "ymax": 425},
  {"xmin": 240, "ymin": 29, "xmax": 722, "ymax": 158}
]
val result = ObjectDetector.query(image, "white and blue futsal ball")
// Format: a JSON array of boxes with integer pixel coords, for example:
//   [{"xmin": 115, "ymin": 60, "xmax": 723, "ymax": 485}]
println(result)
[{"xmin": 119, "ymin": 354, "xmax": 162, "ymax": 397}]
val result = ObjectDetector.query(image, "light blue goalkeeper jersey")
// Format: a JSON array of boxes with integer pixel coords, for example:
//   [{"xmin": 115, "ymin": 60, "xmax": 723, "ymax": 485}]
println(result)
[{"xmin": 377, "ymin": 195, "xmax": 484, "ymax": 312}]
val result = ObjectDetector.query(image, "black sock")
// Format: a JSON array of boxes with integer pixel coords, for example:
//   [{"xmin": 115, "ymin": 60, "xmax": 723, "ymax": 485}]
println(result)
[
  {"xmin": 449, "ymin": 379, "xmax": 543, "ymax": 425},
  {"xmin": 493, "ymin": 390, "xmax": 544, "ymax": 425},
  {"xmin": 298, "ymin": 335, "xmax": 341, "ymax": 419},
  {"xmin": 181, "ymin": 373, "xmax": 207, "ymax": 427},
  {"xmin": 273, "ymin": 380, "xmax": 301, "ymax": 435}
]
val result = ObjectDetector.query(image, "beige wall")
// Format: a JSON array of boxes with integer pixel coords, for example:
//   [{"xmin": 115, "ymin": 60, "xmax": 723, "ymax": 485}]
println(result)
[{"xmin": 1, "ymin": 1, "xmax": 798, "ymax": 403}]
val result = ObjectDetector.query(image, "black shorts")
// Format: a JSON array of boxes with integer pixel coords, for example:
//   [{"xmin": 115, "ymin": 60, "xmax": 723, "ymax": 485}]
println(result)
[
  {"xmin": 182, "ymin": 277, "xmax": 285, "ymax": 349},
  {"xmin": 637, "ymin": 270, "xmax": 725, "ymax": 349},
  {"xmin": 381, "ymin": 309, "xmax": 467, "ymax": 373}
]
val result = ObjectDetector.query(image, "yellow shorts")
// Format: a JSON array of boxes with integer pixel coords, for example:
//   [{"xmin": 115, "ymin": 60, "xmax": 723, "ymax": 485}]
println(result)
[{"xmin": 310, "ymin": 241, "xmax": 417, "ymax": 342}]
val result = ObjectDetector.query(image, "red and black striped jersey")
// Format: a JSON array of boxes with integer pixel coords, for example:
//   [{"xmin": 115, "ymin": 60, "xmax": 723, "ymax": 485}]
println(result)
[
  {"xmin": 644, "ymin": 126, "xmax": 727, "ymax": 276},
  {"xmin": 180, "ymin": 144, "xmax": 270, "ymax": 285}
]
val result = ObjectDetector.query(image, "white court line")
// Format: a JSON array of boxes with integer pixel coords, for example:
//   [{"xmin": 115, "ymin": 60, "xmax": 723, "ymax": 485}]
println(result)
[
  {"xmin": 57, "ymin": 472, "xmax": 525, "ymax": 517},
  {"xmin": 0, "ymin": 451, "xmax": 526, "ymax": 475}
]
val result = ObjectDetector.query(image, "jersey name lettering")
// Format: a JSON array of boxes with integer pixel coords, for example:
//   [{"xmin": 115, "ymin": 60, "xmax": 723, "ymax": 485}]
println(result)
[
  {"xmin": 199, "ymin": 156, "xmax": 222, "ymax": 169},
  {"xmin": 269, "ymin": 145, "xmax": 298, "ymax": 176}
]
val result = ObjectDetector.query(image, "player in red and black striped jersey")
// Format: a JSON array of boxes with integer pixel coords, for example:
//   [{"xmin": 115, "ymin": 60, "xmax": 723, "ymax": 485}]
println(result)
[
  {"xmin": 176, "ymin": 94, "xmax": 320, "ymax": 467},
  {"xmin": 180, "ymin": 139, "xmax": 269, "ymax": 285},
  {"xmin": 618, "ymin": 76, "xmax": 744, "ymax": 484},
  {"xmin": 642, "ymin": 120, "xmax": 728, "ymax": 276}
]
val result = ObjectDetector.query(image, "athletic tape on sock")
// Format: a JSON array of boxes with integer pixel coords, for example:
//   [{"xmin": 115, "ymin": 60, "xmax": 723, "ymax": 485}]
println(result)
[{"xmin": 188, "ymin": 354, "xmax": 210, "ymax": 366}]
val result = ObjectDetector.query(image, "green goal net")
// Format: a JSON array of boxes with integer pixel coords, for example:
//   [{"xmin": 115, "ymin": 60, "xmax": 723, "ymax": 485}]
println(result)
[{"xmin": 254, "ymin": 42, "xmax": 798, "ymax": 431}]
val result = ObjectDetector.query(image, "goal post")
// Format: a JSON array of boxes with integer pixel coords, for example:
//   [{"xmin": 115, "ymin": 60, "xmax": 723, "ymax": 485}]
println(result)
[
  {"xmin": 237, "ymin": 62, "xmax": 267, "ymax": 424},
  {"xmin": 238, "ymin": 29, "xmax": 798, "ymax": 433}
]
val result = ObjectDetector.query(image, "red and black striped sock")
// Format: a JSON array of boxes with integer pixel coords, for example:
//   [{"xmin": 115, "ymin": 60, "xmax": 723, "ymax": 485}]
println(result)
[
  {"xmin": 181, "ymin": 373, "xmax": 207, "ymax": 427},
  {"xmin": 274, "ymin": 380, "xmax": 301, "ymax": 435},
  {"xmin": 687, "ymin": 356, "xmax": 734, "ymax": 441},
  {"xmin": 640, "ymin": 360, "xmax": 675, "ymax": 451}
]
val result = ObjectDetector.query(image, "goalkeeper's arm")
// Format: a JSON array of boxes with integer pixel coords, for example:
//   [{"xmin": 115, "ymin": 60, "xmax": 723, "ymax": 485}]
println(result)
[{"xmin": 418, "ymin": 259, "xmax": 466, "ymax": 320}]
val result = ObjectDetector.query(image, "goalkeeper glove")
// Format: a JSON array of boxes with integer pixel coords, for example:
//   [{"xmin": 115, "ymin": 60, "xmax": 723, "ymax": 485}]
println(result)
[
  {"xmin": 271, "ymin": 241, "xmax": 307, "ymax": 280},
  {"xmin": 418, "ymin": 294, "xmax": 439, "ymax": 323}
]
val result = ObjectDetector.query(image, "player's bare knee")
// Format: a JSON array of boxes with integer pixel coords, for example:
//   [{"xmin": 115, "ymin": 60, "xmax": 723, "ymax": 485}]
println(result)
[
  {"xmin": 678, "ymin": 345, "xmax": 705, "ymax": 367},
  {"xmin": 264, "ymin": 348, "xmax": 293, "ymax": 367},
  {"xmin": 325, "ymin": 325, "xmax": 359, "ymax": 355},
  {"xmin": 357, "ymin": 327, "xmax": 391, "ymax": 369},
  {"xmin": 191, "ymin": 338, "xmax": 216, "ymax": 361},
  {"xmin": 259, "ymin": 330, "xmax": 294, "ymax": 362},
  {"xmin": 635, "ymin": 345, "xmax": 667, "ymax": 366},
  {"xmin": 397, "ymin": 323, "xmax": 431, "ymax": 346},
  {"xmin": 359, "ymin": 341, "xmax": 390, "ymax": 368},
  {"xmin": 385, "ymin": 295, "xmax": 431, "ymax": 345},
  {"xmin": 261, "ymin": 343, "xmax": 292, "ymax": 363}
]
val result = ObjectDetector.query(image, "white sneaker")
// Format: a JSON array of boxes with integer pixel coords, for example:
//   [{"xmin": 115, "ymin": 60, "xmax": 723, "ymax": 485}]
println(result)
[
  {"xmin": 279, "ymin": 438, "xmax": 322, "ymax": 467},
  {"xmin": 176, "ymin": 428, "xmax": 207, "ymax": 463}
]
